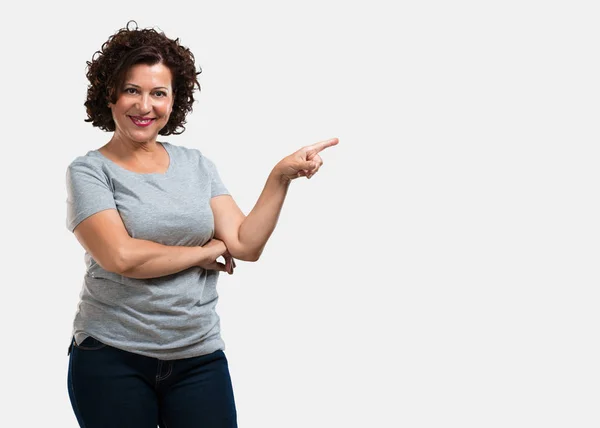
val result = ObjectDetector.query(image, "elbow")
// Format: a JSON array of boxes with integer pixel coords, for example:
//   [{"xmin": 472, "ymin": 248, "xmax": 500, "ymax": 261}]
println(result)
[
  {"xmin": 246, "ymin": 252, "xmax": 260, "ymax": 262},
  {"xmin": 248, "ymin": 248, "xmax": 263, "ymax": 262},
  {"xmin": 91, "ymin": 246, "xmax": 128, "ymax": 275},
  {"xmin": 110, "ymin": 247, "xmax": 130, "ymax": 275},
  {"xmin": 236, "ymin": 252, "xmax": 259, "ymax": 263},
  {"xmin": 96, "ymin": 257, "xmax": 126, "ymax": 275},
  {"xmin": 234, "ymin": 246, "xmax": 261, "ymax": 262}
]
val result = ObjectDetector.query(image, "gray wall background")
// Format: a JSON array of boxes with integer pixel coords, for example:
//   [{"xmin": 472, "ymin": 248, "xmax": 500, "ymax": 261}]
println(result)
[{"xmin": 1, "ymin": 1, "xmax": 597, "ymax": 426}]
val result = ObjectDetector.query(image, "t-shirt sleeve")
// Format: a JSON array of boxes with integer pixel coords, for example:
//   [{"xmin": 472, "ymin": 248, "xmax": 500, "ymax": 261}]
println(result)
[
  {"xmin": 66, "ymin": 161, "xmax": 117, "ymax": 232},
  {"xmin": 201, "ymin": 154, "xmax": 230, "ymax": 198}
]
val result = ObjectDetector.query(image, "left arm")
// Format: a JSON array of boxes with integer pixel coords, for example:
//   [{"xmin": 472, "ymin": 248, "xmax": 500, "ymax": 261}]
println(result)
[
  {"xmin": 210, "ymin": 138, "xmax": 338, "ymax": 262},
  {"xmin": 211, "ymin": 168, "xmax": 290, "ymax": 262}
]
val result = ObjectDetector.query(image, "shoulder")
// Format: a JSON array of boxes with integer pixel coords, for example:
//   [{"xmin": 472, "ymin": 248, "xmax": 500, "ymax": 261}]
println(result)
[
  {"xmin": 66, "ymin": 153, "xmax": 111, "ymax": 184},
  {"xmin": 67, "ymin": 153, "xmax": 101, "ymax": 172},
  {"xmin": 162, "ymin": 141, "xmax": 205, "ymax": 161},
  {"xmin": 166, "ymin": 142, "xmax": 216, "ymax": 167}
]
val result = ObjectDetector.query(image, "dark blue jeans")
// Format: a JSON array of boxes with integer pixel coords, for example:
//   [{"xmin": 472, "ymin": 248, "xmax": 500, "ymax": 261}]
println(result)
[{"xmin": 67, "ymin": 336, "xmax": 237, "ymax": 427}]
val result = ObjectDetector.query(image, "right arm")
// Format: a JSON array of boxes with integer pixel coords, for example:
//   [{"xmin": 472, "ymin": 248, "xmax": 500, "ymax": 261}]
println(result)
[
  {"xmin": 119, "ymin": 239, "xmax": 206, "ymax": 279},
  {"xmin": 73, "ymin": 208, "xmax": 211, "ymax": 280}
]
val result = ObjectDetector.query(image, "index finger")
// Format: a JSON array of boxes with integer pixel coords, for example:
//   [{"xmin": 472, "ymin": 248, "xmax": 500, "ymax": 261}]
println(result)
[{"xmin": 307, "ymin": 138, "xmax": 339, "ymax": 154}]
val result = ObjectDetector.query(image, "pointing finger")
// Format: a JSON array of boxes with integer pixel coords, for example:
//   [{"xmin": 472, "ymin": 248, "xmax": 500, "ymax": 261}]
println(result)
[{"xmin": 307, "ymin": 138, "xmax": 338, "ymax": 155}]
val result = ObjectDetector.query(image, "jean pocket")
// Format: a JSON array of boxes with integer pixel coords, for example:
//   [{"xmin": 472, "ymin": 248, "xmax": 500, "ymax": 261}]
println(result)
[{"xmin": 73, "ymin": 336, "xmax": 108, "ymax": 351}]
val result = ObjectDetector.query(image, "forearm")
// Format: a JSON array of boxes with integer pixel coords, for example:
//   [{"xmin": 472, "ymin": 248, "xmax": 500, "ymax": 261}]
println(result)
[
  {"xmin": 119, "ymin": 238, "xmax": 206, "ymax": 279},
  {"xmin": 238, "ymin": 168, "xmax": 290, "ymax": 259}
]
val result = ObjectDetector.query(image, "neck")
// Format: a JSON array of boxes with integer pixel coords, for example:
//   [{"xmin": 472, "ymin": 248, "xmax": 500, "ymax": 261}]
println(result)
[{"xmin": 107, "ymin": 134, "xmax": 161, "ymax": 160}]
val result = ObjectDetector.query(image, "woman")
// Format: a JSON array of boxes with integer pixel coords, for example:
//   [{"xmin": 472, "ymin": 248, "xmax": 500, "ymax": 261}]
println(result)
[{"xmin": 65, "ymin": 21, "xmax": 338, "ymax": 428}]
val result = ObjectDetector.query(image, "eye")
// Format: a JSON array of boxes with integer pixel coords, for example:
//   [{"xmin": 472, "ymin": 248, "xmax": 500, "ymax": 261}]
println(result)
[
  {"xmin": 155, "ymin": 91, "xmax": 167, "ymax": 97},
  {"xmin": 125, "ymin": 88, "xmax": 137, "ymax": 94}
]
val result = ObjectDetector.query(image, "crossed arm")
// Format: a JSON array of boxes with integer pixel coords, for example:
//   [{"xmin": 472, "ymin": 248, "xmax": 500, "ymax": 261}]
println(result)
[{"xmin": 73, "ymin": 168, "xmax": 291, "ymax": 279}]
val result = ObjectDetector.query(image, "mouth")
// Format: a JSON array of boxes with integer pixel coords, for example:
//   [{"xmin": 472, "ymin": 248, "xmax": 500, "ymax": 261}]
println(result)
[{"xmin": 128, "ymin": 116, "xmax": 156, "ymax": 127}]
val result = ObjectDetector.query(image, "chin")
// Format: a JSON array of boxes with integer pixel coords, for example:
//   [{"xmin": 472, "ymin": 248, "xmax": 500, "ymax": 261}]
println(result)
[{"xmin": 129, "ymin": 133, "xmax": 158, "ymax": 143}]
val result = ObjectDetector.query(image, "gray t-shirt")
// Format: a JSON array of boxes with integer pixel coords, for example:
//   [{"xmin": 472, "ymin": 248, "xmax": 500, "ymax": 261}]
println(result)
[{"xmin": 66, "ymin": 141, "xmax": 230, "ymax": 360}]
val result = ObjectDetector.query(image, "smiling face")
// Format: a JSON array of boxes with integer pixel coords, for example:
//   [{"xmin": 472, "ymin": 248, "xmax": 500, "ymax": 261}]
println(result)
[{"xmin": 108, "ymin": 62, "xmax": 174, "ymax": 144}]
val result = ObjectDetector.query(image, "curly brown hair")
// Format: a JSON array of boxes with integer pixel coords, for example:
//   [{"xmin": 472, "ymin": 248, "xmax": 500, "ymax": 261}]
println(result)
[{"xmin": 84, "ymin": 20, "xmax": 201, "ymax": 135}]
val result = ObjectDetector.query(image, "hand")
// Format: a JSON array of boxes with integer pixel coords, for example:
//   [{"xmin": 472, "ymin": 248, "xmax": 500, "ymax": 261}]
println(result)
[
  {"xmin": 275, "ymin": 138, "xmax": 339, "ymax": 182},
  {"xmin": 198, "ymin": 239, "xmax": 237, "ymax": 275}
]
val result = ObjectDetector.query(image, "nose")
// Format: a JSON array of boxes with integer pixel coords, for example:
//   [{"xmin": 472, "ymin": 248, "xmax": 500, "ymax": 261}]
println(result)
[{"xmin": 136, "ymin": 94, "xmax": 152, "ymax": 114}]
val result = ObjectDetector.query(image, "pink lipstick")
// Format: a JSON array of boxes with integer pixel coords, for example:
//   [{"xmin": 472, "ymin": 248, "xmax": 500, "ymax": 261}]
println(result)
[{"xmin": 129, "ymin": 116, "xmax": 155, "ymax": 127}]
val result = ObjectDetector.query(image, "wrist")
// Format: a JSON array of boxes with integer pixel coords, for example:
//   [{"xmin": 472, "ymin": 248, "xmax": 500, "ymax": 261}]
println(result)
[
  {"xmin": 196, "ymin": 245, "xmax": 210, "ymax": 267},
  {"xmin": 271, "ymin": 165, "xmax": 291, "ymax": 185}
]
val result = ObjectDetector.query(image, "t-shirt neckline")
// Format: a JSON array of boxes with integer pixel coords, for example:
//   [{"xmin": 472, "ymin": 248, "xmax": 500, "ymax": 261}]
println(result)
[{"xmin": 91, "ymin": 141, "xmax": 173, "ymax": 177}]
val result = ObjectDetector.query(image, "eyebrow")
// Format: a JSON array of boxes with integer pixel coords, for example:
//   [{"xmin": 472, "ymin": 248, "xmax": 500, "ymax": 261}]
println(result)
[{"xmin": 124, "ymin": 83, "xmax": 169, "ymax": 90}]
